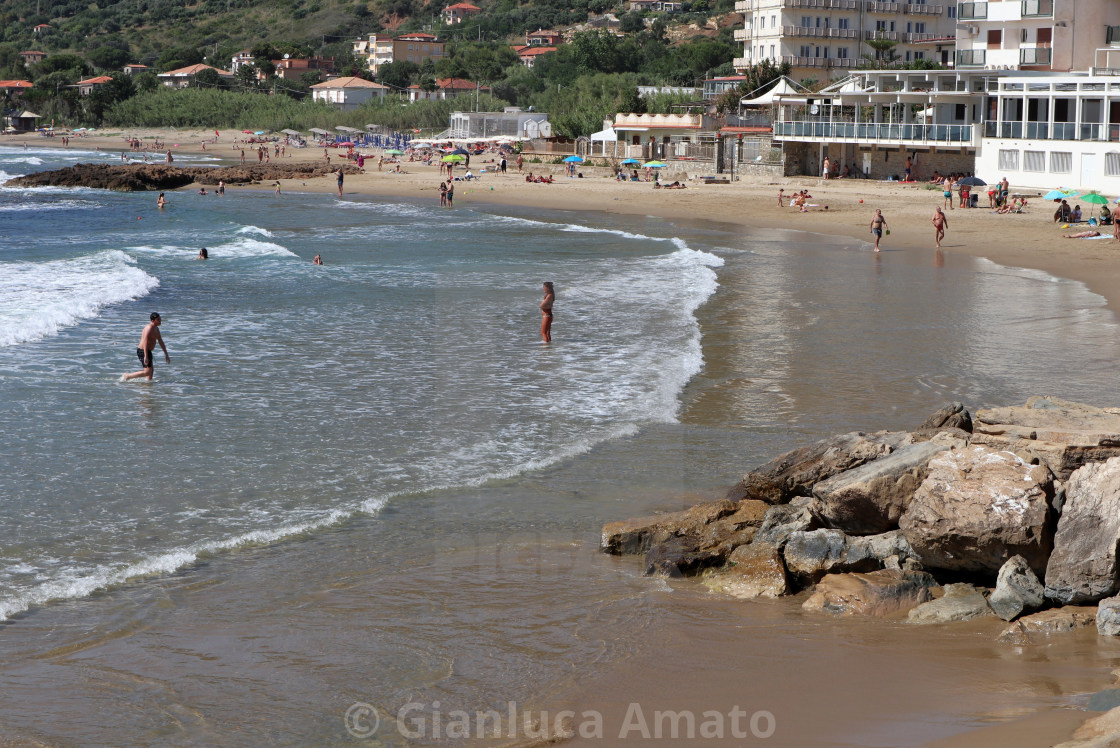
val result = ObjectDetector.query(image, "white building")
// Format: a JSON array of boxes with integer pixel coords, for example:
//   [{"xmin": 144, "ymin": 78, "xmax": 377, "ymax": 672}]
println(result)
[
  {"xmin": 448, "ymin": 108, "xmax": 551, "ymax": 138},
  {"xmin": 310, "ymin": 77, "xmax": 389, "ymax": 110},
  {"xmin": 157, "ymin": 64, "xmax": 234, "ymax": 89},
  {"xmin": 733, "ymin": 0, "xmax": 958, "ymax": 81}
]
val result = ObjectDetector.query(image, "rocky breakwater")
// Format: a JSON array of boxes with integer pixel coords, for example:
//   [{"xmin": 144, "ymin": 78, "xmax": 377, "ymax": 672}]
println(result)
[
  {"xmin": 4, "ymin": 162, "xmax": 358, "ymax": 191},
  {"xmin": 602, "ymin": 398, "xmax": 1120, "ymax": 642}
]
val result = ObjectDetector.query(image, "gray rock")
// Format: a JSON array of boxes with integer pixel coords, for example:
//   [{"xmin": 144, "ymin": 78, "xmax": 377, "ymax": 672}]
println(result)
[
  {"xmin": 907, "ymin": 583, "xmax": 994, "ymax": 624},
  {"xmin": 997, "ymin": 607, "xmax": 1097, "ymax": 645},
  {"xmin": 702, "ymin": 543, "xmax": 789, "ymax": 599},
  {"xmin": 801, "ymin": 568, "xmax": 937, "ymax": 617},
  {"xmin": 1046, "ymin": 458, "xmax": 1120, "ymax": 605},
  {"xmin": 1098, "ymin": 596, "xmax": 1120, "ymax": 637},
  {"xmin": 1087, "ymin": 689, "xmax": 1120, "ymax": 712},
  {"xmin": 899, "ymin": 446, "xmax": 1055, "ymax": 576},
  {"xmin": 989, "ymin": 555, "xmax": 1045, "ymax": 621},
  {"xmin": 782, "ymin": 529, "xmax": 917, "ymax": 585},
  {"xmin": 753, "ymin": 497, "xmax": 821, "ymax": 548},
  {"xmin": 600, "ymin": 499, "xmax": 768, "ymax": 556},
  {"xmin": 813, "ymin": 441, "xmax": 948, "ymax": 535},
  {"xmin": 725, "ymin": 430, "xmax": 913, "ymax": 504},
  {"xmin": 918, "ymin": 402, "xmax": 973, "ymax": 433},
  {"xmin": 643, "ymin": 536, "xmax": 722, "ymax": 577},
  {"xmin": 972, "ymin": 397, "xmax": 1120, "ymax": 480}
]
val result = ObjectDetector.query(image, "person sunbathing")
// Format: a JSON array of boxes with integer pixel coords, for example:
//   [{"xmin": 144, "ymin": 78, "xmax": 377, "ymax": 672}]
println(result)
[{"xmin": 1063, "ymin": 230, "xmax": 1101, "ymax": 238}]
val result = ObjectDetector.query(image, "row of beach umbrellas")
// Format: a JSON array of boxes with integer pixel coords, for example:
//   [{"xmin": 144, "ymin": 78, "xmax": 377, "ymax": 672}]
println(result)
[
  {"xmin": 563, "ymin": 156, "xmax": 667, "ymax": 168},
  {"xmin": 1044, "ymin": 187, "xmax": 1115, "ymax": 204}
]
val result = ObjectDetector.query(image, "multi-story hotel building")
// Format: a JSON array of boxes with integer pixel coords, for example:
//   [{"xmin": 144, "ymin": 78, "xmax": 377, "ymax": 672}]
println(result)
[{"xmin": 734, "ymin": 0, "xmax": 959, "ymax": 81}]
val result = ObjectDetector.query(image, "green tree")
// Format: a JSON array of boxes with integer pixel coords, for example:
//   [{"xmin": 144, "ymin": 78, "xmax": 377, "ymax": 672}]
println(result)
[
  {"xmin": 134, "ymin": 72, "xmax": 159, "ymax": 93},
  {"xmin": 619, "ymin": 10, "xmax": 644, "ymax": 33},
  {"xmin": 85, "ymin": 74, "xmax": 135, "ymax": 122},
  {"xmin": 377, "ymin": 59, "xmax": 418, "ymax": 90},
  {"xmin": 191, "ymin": 66, "xmax": 226, "ymax": 89},
  {"xmin": 88, "ymin": 46, "xmax": 131, "ymax": 72},
  {"xmin": 863, "ymin": 38, "xmax": 899, "ymax": 69}
]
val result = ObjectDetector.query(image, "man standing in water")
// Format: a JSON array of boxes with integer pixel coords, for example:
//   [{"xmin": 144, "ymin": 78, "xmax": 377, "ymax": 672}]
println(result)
[
  {"xmin": 539, "ymin": 282, "xmax": 554, "ymax": 343},
  {"xmin": 869, "ymin": 209, "xmax": 889, "ymax": 252},
  {"xmin": 931, "ymin": 206, "xmax": 948, "ymax": 248},
  {"xmin": 336, "ymin": 167, "xmax": 344, "ymax": 197},
  {"xmin": 122, "ymin": 313, "xmax": 169, "ymax": 381}
]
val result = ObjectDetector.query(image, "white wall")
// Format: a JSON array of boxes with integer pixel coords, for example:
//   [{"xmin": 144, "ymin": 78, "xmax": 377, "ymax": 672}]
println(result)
[{"xmin": 977, "ymin": 137, "xmax": 1120, "ymax": 193}]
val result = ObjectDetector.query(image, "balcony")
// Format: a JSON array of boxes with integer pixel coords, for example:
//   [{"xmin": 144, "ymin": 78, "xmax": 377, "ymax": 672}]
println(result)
[
  {"xmin": 904, "ymin": 3, "xmax": 943, "ymax": 14},
  {"xmin": 866, "ymin": 30, "xmax": 901, "ymax": 40},
  {"xmin": 734, "ymin": 0, "xmax": 751, "ymax": 10},
  {"xmin": 905, "ymin": 32, "xmax": 949, "ymax": 42},
  {"xmin": 782, "ymin": 0, "xmax": 858, "ymax": 6},
  {"xmin": 734, "ymin": 28, "xmax": 751, "ymax": 41},
  {"xmin": 774, "ymin": 120, "xmax": 975, "ymax": 144},
  {"xmin": 732, "ymin": 57, "xmax": 752, "ymax": 69},
  {"xmin": 958, "ymin": 2, "xmax": 987, "ymax": 20},
  {"xmin": 780, "ymin": 55, "xmax": 858, "ymax": 67},
  {"xmin": 955, "ymin": 48, "xmax": 986, "ymax": 66},
  {"xmin": 866, "ymin": 1, "xmax": 900, "ymax": 11},
  {"xmin": 1021, "ymin": 0, "xmax": 1053, "ymax": 18},
  {"xmin": 1020, "ymin": 46, "xmax": 1052, "ymax": 65},
  {"xmin": 785, "ymin": 25, "xmax": 859, "ymax": 38},
  {"xmin": 985, "ymin": 121, "xmax": 1105, "ymax": 141}
]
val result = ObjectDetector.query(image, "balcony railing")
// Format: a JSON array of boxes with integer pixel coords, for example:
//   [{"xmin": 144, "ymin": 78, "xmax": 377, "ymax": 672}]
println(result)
[
  {"xmin": 733, "ymin": 57, "xmax": 751, "ymax": 69},
  {"xmin": 734, "ymin": 0, "xmax": 751, "ymax": 10},
  {"xmin": 775, "ymin": 120, "xmax": 974, "ymax": 143},
  {"xmin": 905, "ymin": 32, "xmax": 950, "ymax": 42},
  {"xmin": 783, "ymin": 0, "xmax": 858, "ymax": 6},
  {"xmin": 866, "ymin": 30, "xmax": 901, "ymax": 40},
  {"xmin": 780, "ymin": 55, "xmax": 858, "ymax": 67},
  {"xmin": 785, "ymin": 26, "xmax": 858, "ymax": 38},
  {"xmin": 955, "ymin": 48, "xmax": 986, "ymax": 66},
  {"xmin": 866, "ymin": 1, "xmax": 900, "ymax": 11},
  {"xmin": 734, "ymin": 28, "xmax": 751, "ymax": 41},
  {"xmin": 904, "ymin": 3, "xmax": 943, "ymax": 14},
  {"xmin": 986, "ymin": 121, "xmax": 1105, "ymax": 141},
  {"xmin": 1020, "ymin": 46, "xmax": 1052, "ymax": 65},
  {"xmin": 958, "ymin": 1, "xmax": 987, "ymax": 20},
  {"xmin": 1021, "ymin": 0, "xmax": 1053, "ymax": 17}
]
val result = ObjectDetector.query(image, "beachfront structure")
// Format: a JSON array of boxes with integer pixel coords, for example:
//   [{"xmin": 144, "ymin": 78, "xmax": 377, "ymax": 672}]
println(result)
[
  {"xmin": 953, "ymin": 1, "xmax": 1120, "ymax": 72},
  {"xmin": 19, "ymin": 51, "xmax": 46, "ymax": 66},
  {"xmin": 407, "ymin": 78, "xmax": 490, "ymax": 101},
  {"xmin": 703, "ymin": 75, "xmax": 747, "ymax": 100},
  {"xmin": 355, "ymin": 33, "xmax": 445, "ymax": 74},
  {"xmin": 76, "ymin": 76, "xmax": 113, "ymax": 96},
  {"xmin": 447, "ymin": 108, "xmax": 551, "ymax": 139},
  {"xmin": 611, "ymin": 112, "xmax": 717, "ymax": 159},
  {"xmin": 443, "ymin": 2, "xmax": 482, "ymax": 24},
  {"xmin": 310, "ymin": 77, "xmax": 389, "ymax": 109},
  {"xmin": 770, "ymin": 66, "xmax": 1120, "ymax": 192},
  {"xmin": 157, "ymin": 64, "xmax": 234, "ymax": 89},
  {"xmin": 733, "ymin": 0, "xmax": 958, "ymax": 81},
  {"xmin": 4, "ymin": 110, "xmax": 40, "ymax": 131}
]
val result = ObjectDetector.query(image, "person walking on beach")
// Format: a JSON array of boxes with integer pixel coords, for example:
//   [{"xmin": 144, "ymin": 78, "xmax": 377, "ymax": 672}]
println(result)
[
  {"xmin": 445, "ymin": 180, "xmax": 454, "ymax": 208},
  {"xmin": 336, "ymin": 168, "xmax": 344, "ymax": 197},
  {"xmin": 122, "ymin": 313, "xmax": 169, "ymax": 381},
  {"xmin": 539, "ymin": 282, "xmax": 554, "ymax": 343},
  {"xmin": 869, "ymin": 209, "xmax": 889, "ymax": 252},
  {"xmin": 777, "ymin": 188, "xmax": 785, "ymax": 207},
  {"xmin": 931, "ymin": 206, "xmax": 948, "ymax": 248},
  {"xmin": 822, "ymin": 156, "xmax": 831, "ymax": 180},
  {"xmin": 516, "ymin": 154, "xmax": 523, "ymax": 174},
  {"xmin": 1113, "ymin": 204, "xmax": 1120, "ymax": 243}
]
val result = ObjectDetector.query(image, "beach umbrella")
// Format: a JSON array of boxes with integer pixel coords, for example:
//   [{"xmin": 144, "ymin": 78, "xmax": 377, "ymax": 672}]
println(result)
[
  {"xmin": 449, "ymin": 147, "xmax": 470, "ymax": 156},
  {"xmin": 1044, "ymin": 189, "xmax": 1072, "ymax": 200},
  {"xmin": 563, "ymin": 155, "xmax": 583, "ymax": 163},
  {"xmin": 957, "ymin": 176, "xmax": 986, "ymax": 187},
  {"xmin": 642, "ymin": 161, "xmax": 667, "ymax": 168},
  {"xmin": 1078, "ymin": 192, "xmax": 1110, "ymax": 205},
  {"xmin": 442, "ymin": 154, "xmax": 465, "ymax": 162},
  {"xmin": 385, "ymin": 149, "xmax": 403, "ymax": 155},
  {"xmin": 620, "ymin": 158, "xmax": 641, "ymax": 165}
]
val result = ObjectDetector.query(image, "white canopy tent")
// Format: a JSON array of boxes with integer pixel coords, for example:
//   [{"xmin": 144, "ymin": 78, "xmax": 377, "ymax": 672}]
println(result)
[
  {"xmin": 740, "ymin": 76, "xmax": 811, "ymax": 107},
  {"xmin": 589, "ymin": 125, "xmax": 618, "ymax": 157}
]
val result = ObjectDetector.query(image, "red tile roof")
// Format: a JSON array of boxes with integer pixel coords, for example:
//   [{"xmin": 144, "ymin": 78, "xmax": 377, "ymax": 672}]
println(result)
[
  {"xmin": 77, "ymin": 76, "xmax": 114, "ymax": 85},
  {"xmin": 0, "ymin": 80, "xmax": 34, "ymax": 89},
  {"xmin": 159, "ymin": 63, "xmax": 233, "ymax": 77},
  {"xmin": 445, "ymin": 2, "xmax": 481, "ymax": 9},
  {"xmin": 518, "ymin": 47, "xmax": 556, "ymax": 57}
]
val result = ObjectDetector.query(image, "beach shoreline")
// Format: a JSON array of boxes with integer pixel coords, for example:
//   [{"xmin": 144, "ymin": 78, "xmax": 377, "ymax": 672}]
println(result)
[{"xmin": 4, "ymin": 129, "xmax": 1118, "ymax": 746}]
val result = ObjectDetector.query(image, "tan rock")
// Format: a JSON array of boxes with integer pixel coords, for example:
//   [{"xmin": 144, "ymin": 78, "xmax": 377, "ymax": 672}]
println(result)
[
  {"xmin": 800, "ymin": 569, "xmax": 936, "ymax": 617},
  {"xmin": 1046, "ymin": 458, "xmax": 1120, "ymax": 604},
  {"xmin": 907, "ymin": 583, "xmax": 994, "ymax": 624},
  {"xmin": 1052, "ymin": 704, "xmax": 1120, "ymax": 748},
  {"xmin": 996, "ymin": 606, "xmax": 1097, "ymax": 645},
  {"xmin": 702, "ymin": 543, "xmax": 789, "ymax": 599},
  {"xmin": 600, "ymin": 499, "xmax": 744, "ymax": 555},
  {"xmin": 899, "ymin": 446, "xmax": 1054, "ymax": 575}
]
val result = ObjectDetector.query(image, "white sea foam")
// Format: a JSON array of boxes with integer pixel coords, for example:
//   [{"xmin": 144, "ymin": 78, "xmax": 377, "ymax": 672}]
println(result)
[
  {"xmin": 126, "ymin": 236, "xmax": 296, "ymax": 259},
  {"xmin": 0, "ymin": 156, "xmax": 43, "ymax": 166},
  {"xmin": 236, "ymin": 225, "xmax": 275, "ymax": 237},
  {"xmin": 0, "ymin": 198, "xmax": 100, "ymax": 213},
  {"xmin": 0, "ymin": 249, "xmax": 159, "ymax": 347},
  {"xmin": 0, "ymin": 496, "xmax": 389, "ymax": 621}
]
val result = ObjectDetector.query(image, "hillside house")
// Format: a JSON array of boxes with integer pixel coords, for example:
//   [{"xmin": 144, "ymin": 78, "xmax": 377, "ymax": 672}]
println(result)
[
  {"xmin": 157, "ymin": 64, "xmax": 234, "ymax": 89},
  {"xmin": 122, "ymin": 64, "xmax": 149, "ymax": 76},
  {"xmin": 310, "ymin": 76, "xmax": 388, "ymax": 110},
  {"xmin": 515, "ymin": 46, "xmax": 555, "ymax": 68},
  {"xmin": 443, "ymin": 2, "xmax": 481, "ymax": 24},
  {"xmin": 76, "ymin": 76, "xmax": 113, "ymax": 96},
  {"xmin": 19, "ymin": 51, "xmax": 46, "ymax": 66},
  {"xmin": 0, "ymin": 80, "xmax": 34, "ymax": 97},
  {"xmin": 273, "ymin": 57, "xmax": 334, "ymax": 81},
  {"xmin": 407, "ymin": 78, "xmax": 489, "ymax": 101},
  {"xmin": 526, "ymin": 29, "xmax": 562, "ymax": 46}
]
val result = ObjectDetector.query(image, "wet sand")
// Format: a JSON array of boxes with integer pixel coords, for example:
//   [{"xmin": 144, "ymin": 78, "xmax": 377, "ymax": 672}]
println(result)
[{"xmin": 7, "ymin": 128, "xmax": 1120, "ymax": 745}]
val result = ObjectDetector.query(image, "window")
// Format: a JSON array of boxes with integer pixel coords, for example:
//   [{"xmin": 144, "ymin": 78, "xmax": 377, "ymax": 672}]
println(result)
[
  {"xmin": 801, "ymin": 16, "xmax": 811, "ymax": 27},
  {"xmin": 987, "ymin": 29, "xmax": 1002, "ymax": 47},
  {"xmin": 771, "ymin": 14, "xmax": 776, "ymax": 27},
  {"xmin": 876, "ymin": 20, "xmax": 886, "ymax": 30},
  {"xmin": 999, "ymin": 149, "xmax": 1020, "ymax": 170},
  {"xmin": 800, "ymin": 45, "xmax": 812, "ymax": 56},
  {"xmin": 838, "ymin": 18, "xmax": 849, "ymax": 29},
  {"xmin": 1107, "ymin": 152, "xmax": 1120, "ymax": 176},
  {"xmin": 759, "ymin": 16, "xmax": 765, "ymax": 28},
  {"xmin": 1023, "ymin": 151, "xmax": 1045, "ymax": 171},
  {"xmin": 906, "ymin": 51, "xmax": 911, "ymax": 61},
  {"xmin": 948, "ymin": 6, "xmax": 956, "ymax": 17},
  {"xmin": 770, "ymin": 44, "xmax": 775, "ymax": 56},
  {"xmin": 1038, "ymin": 27, "xmax": 1052, "ymax": 45},
  {"xmin": 915, "ymin": 51, "xmax": 925, "ymax": 60},
  {"xmin": 915, "ymin": 22, "xmax": 925, "ymax": 32},
  {"xmin": 837, "ymin": 46, "xmax": 848, "ymax": 58},
  {"xmin": 816, "ymin": 16, "xmax": 822, "ymax": 27},
  {"xmin": 1050, "ymin": 152, "xmax": 1072, "ymax": 173},
  {"xmin": 890, "ymin": 21, "xmax": 895, "ymax": 30}
]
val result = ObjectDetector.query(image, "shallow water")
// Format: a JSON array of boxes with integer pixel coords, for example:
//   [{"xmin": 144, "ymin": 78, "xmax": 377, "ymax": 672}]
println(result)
[{"xmin": 2, "ymin": 146, "xmax": 1120, "ymax": 746}]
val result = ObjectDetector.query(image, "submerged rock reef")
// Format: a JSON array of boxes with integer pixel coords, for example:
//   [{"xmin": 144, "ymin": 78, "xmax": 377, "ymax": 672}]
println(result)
[
  {"xmin": 602, "ymin": 397, "xmax": 1120, "ymax": 641},
  {"xmin": 4, "ymin": 162, "xmax": 357, "ymax": 191}
]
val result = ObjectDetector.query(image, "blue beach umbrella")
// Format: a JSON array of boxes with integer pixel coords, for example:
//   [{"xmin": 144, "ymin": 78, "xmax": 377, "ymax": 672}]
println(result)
[
  {"xmin": 620, "ymin": 158, "xmax": 641, "ymax": 165},
  {"xmin": 563, "ymin": 155, "xmax": 583, "ymax": 163},
  {"xmin": 1044, "ymin": 189, "xmax": 1073, "ymax": 200}
]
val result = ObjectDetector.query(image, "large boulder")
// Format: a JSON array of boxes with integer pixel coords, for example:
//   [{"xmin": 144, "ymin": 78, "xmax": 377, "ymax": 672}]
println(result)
[
  {"xmin": 989, "ymin": 555, "xmax": 1045, "ymax": 621},
  {"xmin": 725, "ymin": 431, "xmax": 913, "ymax": 504},
  {"xmin": 812, "ymin": 441, "xmax": 949, "ymax": 535},
  {"xmin": 702, "ymin": 543, "xmax": 789, "ymax": 599},
  {"xmin": 917, "ymin": 402, "xmax": 973, "ymax": 433},
  {"xmin": 601, "ymin": 498, "xmax": 766, "ymax": 556},
  {"xmin": 907, "ymin": 583, "xmax": 994, "ymax": 624},
  {"xmin": 800, "ymin": 569, "xmax": 937, "ymax": 617},
  {"xmin": 1053, "ymin": 704, "xmax": 1120, "ymax": 748},
  {"xmin": 996, "ymin": 607, "xmax": 1097, "ymax": 645},
  {"xmin": 643, "ymin": 535, "xmax": 723, "ymax": 577},
  {"xmin": 1098, "ymin": 596, "xmax": 1120, "ymax": 636},
  {"xmin": 899, "ymin": 446, "xmax": 1055, "ymax": 576},
  {"xmin": 782, "ymin": 529, "xmax": 916, "ymax": 585},
  {"xmin": 753, "ymin": 497, "xmax": 822, "ymax": 548},
  {"xmin": 972, "ymin": 397, "xmax": 1120, "ymax": 480},
  {"xmin": 1046, "ymin": 458, "xmax": 1120, "ymax": 604}
]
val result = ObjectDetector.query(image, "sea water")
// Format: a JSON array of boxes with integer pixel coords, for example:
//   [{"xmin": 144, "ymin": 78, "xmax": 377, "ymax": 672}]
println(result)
[{"xmin": 3, "ymin": 145, "xmax": 1120, "ymax": 746}]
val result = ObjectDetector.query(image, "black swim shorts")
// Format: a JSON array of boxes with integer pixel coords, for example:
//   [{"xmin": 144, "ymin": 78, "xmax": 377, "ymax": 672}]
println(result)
[{"xmin": 137, "ymin": 348, "xmax": 153, "ymax": 368}]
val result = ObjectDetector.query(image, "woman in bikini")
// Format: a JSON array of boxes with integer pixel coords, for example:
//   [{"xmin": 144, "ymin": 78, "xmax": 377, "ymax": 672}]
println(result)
[{"xmin": 539, "ymin": 282, "xmax": 554, "ymax": 343}]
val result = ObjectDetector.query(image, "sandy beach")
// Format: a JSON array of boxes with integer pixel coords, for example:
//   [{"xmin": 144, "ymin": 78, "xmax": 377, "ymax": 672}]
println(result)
[
  {"xmin": 8, "ymin": 126, "xmax": 1120, "ymax": 316},
  {"xmin": 6, "ymin": 127, "xmax": 1120, "ymax": 746}
]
